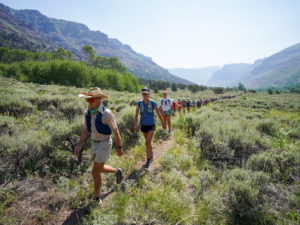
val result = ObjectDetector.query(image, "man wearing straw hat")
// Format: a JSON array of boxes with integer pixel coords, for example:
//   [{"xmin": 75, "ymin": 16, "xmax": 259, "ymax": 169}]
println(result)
[{"xmin": 74, "ymin": 87, "xmax": 124, "ymax": 204}]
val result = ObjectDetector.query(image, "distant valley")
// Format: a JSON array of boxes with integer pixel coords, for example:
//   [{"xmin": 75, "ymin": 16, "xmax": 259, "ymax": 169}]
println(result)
[
  {"xmin": 172, "ymin": 42, "xmax": 300, "ymax": 88},
  {"xmin": 168, "ymin": 67, "xmax": 220, "ymax": 85}
]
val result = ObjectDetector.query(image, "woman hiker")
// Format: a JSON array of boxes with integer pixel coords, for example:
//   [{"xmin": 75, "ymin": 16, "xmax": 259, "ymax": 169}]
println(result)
[
  {"xmin": 74, "ymin": 87, "xmax": 124, "ymax": 204},
  {"xmin": 182, "ymin": 97, "xmax": 187, "ymax": 113},
  {"xmin": 172, "ymin": 100, "xmax": 177, "ymax": 117},
  {"xmin": 159, "ymin": 90, "xmax": 173, "ymax": 133},
  {"xmin": 134, "ymin": 87, "xmax": 165, "ymax": 171},
  {"xmin": 197, "ymin": 98, "xmax": 202, "ymax": 109},
  {"xmin": 186, "ymin": 98, "xmax": 191, "ymax": 112},
  {"xmin": 177, "ymin": 98, "xmax": 182, "ymax": 113}
]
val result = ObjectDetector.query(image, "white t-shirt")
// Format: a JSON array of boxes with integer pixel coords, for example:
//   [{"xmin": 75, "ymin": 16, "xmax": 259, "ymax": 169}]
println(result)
[{"xmin": 160, "ymin": 98, "xmax": 172, "ymax": 111}]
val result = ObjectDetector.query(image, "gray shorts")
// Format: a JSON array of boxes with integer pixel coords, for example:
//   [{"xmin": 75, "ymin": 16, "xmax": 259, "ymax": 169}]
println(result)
[{"xmin": 91, "ymin": 138, "xmax": 113, "ymax": 163}]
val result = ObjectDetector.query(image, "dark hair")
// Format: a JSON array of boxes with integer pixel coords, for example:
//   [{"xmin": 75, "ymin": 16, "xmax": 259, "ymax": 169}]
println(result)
[{"xmin": 141, "ymin": 87, "xmax": 150, "ymax": 93}]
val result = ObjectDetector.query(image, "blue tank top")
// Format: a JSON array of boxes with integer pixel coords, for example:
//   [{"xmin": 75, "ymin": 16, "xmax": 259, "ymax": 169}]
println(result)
[{"xmin": 137, "ymin": 100, "xmax": 157, "ymax": 126}]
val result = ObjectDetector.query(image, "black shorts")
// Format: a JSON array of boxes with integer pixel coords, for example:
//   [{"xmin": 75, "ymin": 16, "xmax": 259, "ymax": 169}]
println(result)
[{"xmin": 141, "ymin": 124, "xmax": 156, "ymax": 133}]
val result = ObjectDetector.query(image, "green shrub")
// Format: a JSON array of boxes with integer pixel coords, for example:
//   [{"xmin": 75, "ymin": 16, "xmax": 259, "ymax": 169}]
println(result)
[
  {"xmin": 257, "ymin": 119, "xmax": 277, "ymax": 135},
  {"xmin": 154, "ymin": 128, "xmax": 170, "ymax": 142},
  {"xmin": 185, "ymin": 114, "xmax": 202, "ymax": 136},
  {"xmin": 289, "ymin": 125, "xmax": 300, "ymax": 139},
  {"xmin": 159, "ymin": 153, "xmax": 175, "ymax": 171},
  {"xmin": 0, "ymin": 188, "xmax": 17, "ymax": 224},
  {"xmin": 134, "ymin": 185, "xmax": 191, "ymax": 224},
  {"xmin": 247, "ymin": 152, "xmax": 274, "ymax": 173},
  {"xmin": 115, "ymin": 103, "xmax": 127, "ymax": 112},
  {"xmin": 224, "ymin": 168, "xmax": 274, "ymax": 224},
  {"xmin": 268, "ymin": 89, "xmax": 273, "ymax": 94},
  {"xmin": 228, "ymin": 135, "xmax": 262, "ymax": 165},
  {"xmin": 192, "ymin": 108, "xmax": 266, "ymax": 167},
  {"xmin": 83, "ymin": 210, "xmax": 117, "ymax": 225},
  {"xmin": 0, "ymin": 96, "xmax": 33, "ymax": 116},
  {"xmin": 0, "ymin": 130, "xmax": 51, "ymax": 179},
  {"xmin": 110, "ymin": 190, "xmax": 130, "ymax": 222},
  {"xmin": 57, "ymin": 100, "xmax": 84, "ymax": 119},
  {"xmin": 274, "ymin": 149, "xmax": 300, "ymax": 183},
  {"xmin": 172, "ymin": 114, "xmax": 187, "ymax": 131},
  {"xmin": 198, "ymin": 131, "xmax": 234, "ymax": 166},
  {"xmin": 213, "ymin": 87, "xmax": 224, "ymax": 94},
  {"xmin": 117, "ymin": 107, "xmax": 140, "ymax": 149},
  {"xmin": 0, "ymin": 116, "xmax": 15, "ymax": 136},
  {"xmin": 0, "ymin": 117, "xmax": 88, "ymax": 180}
]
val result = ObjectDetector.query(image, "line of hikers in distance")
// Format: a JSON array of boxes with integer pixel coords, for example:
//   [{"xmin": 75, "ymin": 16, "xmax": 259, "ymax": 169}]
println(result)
[{"xmin": 156, "ymin": 90, "xmax": 239, "ymax": 116}]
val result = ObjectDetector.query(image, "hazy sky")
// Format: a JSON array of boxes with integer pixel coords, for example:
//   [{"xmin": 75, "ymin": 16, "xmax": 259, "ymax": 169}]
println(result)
[{"xmin": 2, "ymin": 0, "xmax": 300, "ymax": 68}]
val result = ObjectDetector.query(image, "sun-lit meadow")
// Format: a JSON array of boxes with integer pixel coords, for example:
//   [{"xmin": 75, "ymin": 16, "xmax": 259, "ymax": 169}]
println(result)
[{"xmin": 0, "ymin": 76, "xmax": 299, "ymax": 225}]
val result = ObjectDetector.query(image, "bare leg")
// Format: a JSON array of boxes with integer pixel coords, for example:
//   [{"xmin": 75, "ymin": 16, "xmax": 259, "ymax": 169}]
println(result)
[
  {"xmin": 92, "ymin": 162, "xmax": 117, "ymax": 197},
  {"xmin": 167, "ymin": 115, "xmax": 171, "ymax": 131},
  {"xmin": 163, "ymin": 114, "xmax": 167, "ymax": 129},
  {"xmin": 143, "ymin": 130, "xmax": 154, "ymax": 159}
]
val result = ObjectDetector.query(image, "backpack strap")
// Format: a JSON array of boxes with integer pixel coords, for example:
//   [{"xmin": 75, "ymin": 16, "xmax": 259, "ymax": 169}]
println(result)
[
  {"xmin": 167, "ymin": 98, "xmax": 171, "ymax": 105},
  {"xmin": 161, "ymin": 98, "xmax": 171, "ymax": 106},
  {"xmin": 138, "ymin": 100, "xmax": 144, "ymax": 113}
]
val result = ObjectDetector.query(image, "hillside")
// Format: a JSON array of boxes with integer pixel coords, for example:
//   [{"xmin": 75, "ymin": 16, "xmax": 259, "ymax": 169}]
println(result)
[
  {"xmin": 0, "ymin": 4, "xmax": 56, "ymax": 52},
  {"xmin": 168, "ymin": 66, "xmax": 221, "ymax": 85},
  {"xmin": 0, "ymin": 3, "xmax": 191, "ymax": 84},
  {"xmin": 239, "ymin": 42, "xmax": 300, "ymax": 88},
  {"xmin": 207, "ymin": 42, "xmax": 300, "ymax": 88},
  {"xmin": 207, "ymin": 63, "xmax": 251, "ymax": 87}
]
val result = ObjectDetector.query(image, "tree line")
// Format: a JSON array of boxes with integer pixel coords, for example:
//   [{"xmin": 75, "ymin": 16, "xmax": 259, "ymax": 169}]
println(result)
[
  {"xmin": 139, "ymin": 78, "xmax": 208, "ymax": 93},
  {"xmin": 0, "ymin": 46, "xmax": 140, "ymax": 92}
]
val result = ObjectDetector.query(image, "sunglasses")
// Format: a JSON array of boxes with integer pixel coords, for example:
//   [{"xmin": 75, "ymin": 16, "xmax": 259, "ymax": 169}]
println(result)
[{"xmin": 85, "ymin": 98, "xmax": 95, "ymax": 103}]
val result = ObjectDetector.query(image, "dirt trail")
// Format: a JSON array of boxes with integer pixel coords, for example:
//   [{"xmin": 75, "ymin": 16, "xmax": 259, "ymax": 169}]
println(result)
[
  {"xmin": 60, "ymin": 133, "xmax": 175, "ymax": 225},
  {"xmin": 151, "ymin": 134, "xmax": 174, "ymax": 170},
  {"xmin": 126, "ymin": 133, "xmax": 174, "ymax": 173}
]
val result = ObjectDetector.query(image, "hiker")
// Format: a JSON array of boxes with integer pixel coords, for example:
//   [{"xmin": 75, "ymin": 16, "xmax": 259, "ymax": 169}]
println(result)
[
  {"xmin": 134, "ymin": 87, "xmax": 165, "ymax": 170},
  {"xmin": 74, "ymin": 87, "xmax": 124, "ymax": 204},
  {"xmin": 192, "ymin": 99, "xmax": 196, "ymax": 108},
  {"xmin": 159, "ymin": 91, "xmax": 173, "ymax": 133},
  {"xmin": 177, "ymin": 98, "xmax": 182, "ymax": 113},
  {"xmin": 197, "ymin": 98, "xmax": 202, "ymax": 109},
  {"xmin": 182, "ymin": 97, "xmax": 187, "ymax": 113},
  {"xmin": 204, "ymin": 98, "xmax": 210, "ymax": 105},
  {"xmin": 186, "ymin": 98, "xmax": 191, "ymax": 112},
  {"xmin": 172, "ymin": 100, "xmax": 177, "ymax": 117}
]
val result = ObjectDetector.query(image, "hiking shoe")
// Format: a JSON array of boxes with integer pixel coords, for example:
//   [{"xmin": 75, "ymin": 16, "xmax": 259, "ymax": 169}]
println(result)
[
  {"xmin": 168, "ymin": 129, "xmax": 172, "ymax": 134},
  {"xmin": 93, "ymin": 196, "xmax": 102, "ymax": 205},
  {"xmin": 149, "ymin": 154, "xmax": 154, "ymax": 162},
  {"xmin": 116, "ymin": 168, "xmax": 123, "ymax": 184},
  {"xmin": 144, "ymin": 161, "xmax": 150, "ymax": 171}
]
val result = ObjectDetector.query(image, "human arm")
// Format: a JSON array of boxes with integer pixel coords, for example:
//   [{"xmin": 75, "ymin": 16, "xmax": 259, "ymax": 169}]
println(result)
[
  {"xmin": 134, "ymin": 105, "xmax": 140, "ymax": 130},
  {"xmin": 159, "ymin": 99, "xmax": 162, "ymax": 112},
  {"xmin": 155, "ymin": 106, "xmax": 165, "ymax": 126},
  {"xmin": 113, "ymin": 128, "xmax": 124, "ymax": 156},
  {"xmin": 74, "ymin": 127, "xmax": 89, "ymax": 157}
]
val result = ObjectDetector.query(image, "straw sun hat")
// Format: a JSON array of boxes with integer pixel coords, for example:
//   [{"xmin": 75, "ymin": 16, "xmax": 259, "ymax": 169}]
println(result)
[{"xmin": 78, "ymin": 87, "xmax": 108, "ymax": 99}]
